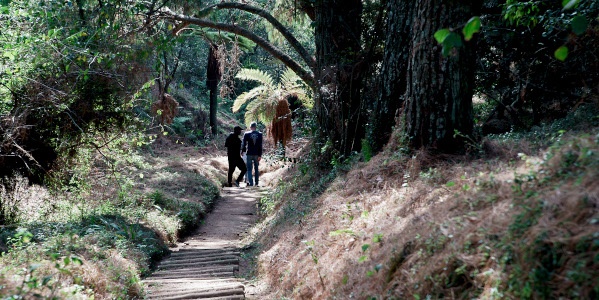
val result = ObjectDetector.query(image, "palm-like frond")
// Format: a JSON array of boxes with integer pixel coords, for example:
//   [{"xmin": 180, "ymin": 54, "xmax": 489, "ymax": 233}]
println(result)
[
  {"xmin": 244, "ymin": 96, "xmax": 278, "ymax": 126},
  {"xmin": 232, "ymin": 86, "xmax": 269, "ymax": 112},
  {"xmin": 279, "ymin": 68, "xmax": 312, "ymax": 108},
  {"xmin": 280, "ymin": 68, "xmax": 301, "ymax": 88},
  {"xmin": 285, "ymin": 87, "xmax": 314, "ymax": 108},
  {"xmin": 234, "ymin": 67, "xmax": 312, "ymax": 125},
  {"xmin": 235, "ymin": 68, "xmax": 275, "ymax": 88}
]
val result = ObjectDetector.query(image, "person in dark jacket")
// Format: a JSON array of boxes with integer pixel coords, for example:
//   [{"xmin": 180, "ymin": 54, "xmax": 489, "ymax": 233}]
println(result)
[
  {"xmin": 225, "ymin": 126, "xmax": 247, "ymax": 187},
  {"xmin": 242, "ymin": 122, "xmax": 263, "ymax": 186}
]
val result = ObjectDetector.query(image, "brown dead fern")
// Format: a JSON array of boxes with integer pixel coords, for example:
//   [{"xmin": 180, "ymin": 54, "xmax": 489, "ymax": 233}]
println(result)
[
  {"xmin": 151, "ymin": 93, "xmax": 178, "ymax": 125},
  {"xmin": 271, "ymin": 98, "xmax": 293, "ymax": 148}
]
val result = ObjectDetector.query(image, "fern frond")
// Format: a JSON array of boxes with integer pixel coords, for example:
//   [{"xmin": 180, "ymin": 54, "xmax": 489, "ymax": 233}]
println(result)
[
  {"xmin": 297, "ymin": 93, "xmax": 314, "ymax": 109},
  {"xmin": 244, "ymin": 99, "xmax": 263, "ymax": 125},
  {"xmin": 282, "ymin": 87, "xmax": 313, "ymax": 109},
  {"xmin": 244, "ymin": 96, "xmax": 278, "ymax": 125},
  {"xmin": 280, "ymin": 67, "xmax": 301, "ymax": 88},
  {"xmin": 235, "ymin": 68, "xmax": 274, "ymax": 88},
  {"xmin": 232, "ymin": 86, "xmax": 269, "ymax": 112},
  {"xmin": 235, "ymin": 36, "xmax": 256, "ymax": 52}
]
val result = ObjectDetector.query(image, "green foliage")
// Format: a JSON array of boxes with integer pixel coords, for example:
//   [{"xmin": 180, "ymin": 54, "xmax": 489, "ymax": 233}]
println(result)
[
  {"xmin": 499, "ymin": 134, "xmax": 599, "ymax": 299},
  {"xmin": 571, "ymin": 15, "xmax": 589, "ymax": 35},
  {"xmin": 489, "ymin": 104, "xmax": 599, "ymax": 149},
  {"xmin": 0, "ymin": 220, "xmax": 162, "ymax": 298},
  {"xmin": 554, "ymin": 45, "xmax": 569, "ymax": 61},
  {"xmin": 198, "ymin": 29, "xmax": 256, "ymax": 51},
  {"xmin": 0, "ymin": 0, "xmax": 152, "ymax": 181},
  {"xmin": 3, "ymin": 229, "xmax": 87, "ymax": 299},
  {"xmin": 500, "ymin": 0, "xmax": 594, "ymax": 61},
  {"xmin": 503, "ymin": 0, "xmax": 541, "ymax": 26},
  {"xmin": 0, "ymin": 131, "xmax": 220, "ymax": 297},
  {"xmin": 462, "ymin": 17, "xmax": 481, "ymax": 41},
  {"xmin": 329, "ymin": 229, "xmax": 356, "ymax": 237},
  {"xmin": 361, "ymin": 139, "xmax": 373, "ymax": 162},
  {"xmin": 477, "ymin": 0, "xmax": 598, "ymax": 132},
  {"xmin": 0, "ymin": 175, "xmax": 28, "ymax": 225},
  {"xmin": 265, "ymin": 0, "xmax": 314, "ymax": 50},
  {"xmin": 434, "ymin": 16, "xmax": 479, "ymax": 56},
  {"xmin": 233, "ymin": 67, "xmax": 312, "ymax": 126}
]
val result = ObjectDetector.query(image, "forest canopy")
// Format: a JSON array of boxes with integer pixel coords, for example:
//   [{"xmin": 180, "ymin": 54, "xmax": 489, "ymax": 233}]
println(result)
[{"xmin": 0, "ymin": 0, "xmax": 597, "ymax": 185}]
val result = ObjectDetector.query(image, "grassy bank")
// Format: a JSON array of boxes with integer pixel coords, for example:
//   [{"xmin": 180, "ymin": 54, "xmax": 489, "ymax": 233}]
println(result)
[
  {"xmin": 247, "ymin": 105, "xmax": 599, "ymax": 299},
  {"xmin": 0, "ymin": 139, "xmax": 223, "ymax": 299}
]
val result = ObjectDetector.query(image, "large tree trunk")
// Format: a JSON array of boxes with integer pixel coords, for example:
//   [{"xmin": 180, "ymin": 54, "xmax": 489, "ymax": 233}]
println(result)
[
  {"xmin": 404, "ymin": 0, "xmax": 480, "ymax": 152},
  {"xmin": 370, "ymin": 0, "xmax": 415, "ymax": 152},
  {"xmin": 313, "ymin": 0, "xmax": 364, "ymax": 157},
  {"xmin": 207, "ymin": 44, "xmax": 220, "ymax": 135}
]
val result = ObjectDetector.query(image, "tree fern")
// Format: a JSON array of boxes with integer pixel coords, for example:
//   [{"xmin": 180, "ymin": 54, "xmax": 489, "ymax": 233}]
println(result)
[
  {"xmin": 280, "ymin": 68, "xmax": 312, "ymax": 108},
  {"xmin": 232, "ymin": 86, "xmax": 268, "ymax": 112},
  {"xmin": 280, "ymin": 67, "xmax": 300, "ymax": 87},
  {"xmin": 235, "ymin": 69, "xmax": 275, "ymax": 88},
  {"xmin": 233, "ymin": 67, "xmax": 312, "ymax": 126},
  {"xmin": 244, "ymin": 96, "xmax": 278, "ymax": 125}
]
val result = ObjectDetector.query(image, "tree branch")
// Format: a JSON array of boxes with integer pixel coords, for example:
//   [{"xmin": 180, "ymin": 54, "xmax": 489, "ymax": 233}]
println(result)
[
  {"xmin": 197, "ymin": 2, "xmax": 316, "ymax": 72},
  {"xmin": 157, "ymin": 9, "xmax": 315, "ymax": 88}
]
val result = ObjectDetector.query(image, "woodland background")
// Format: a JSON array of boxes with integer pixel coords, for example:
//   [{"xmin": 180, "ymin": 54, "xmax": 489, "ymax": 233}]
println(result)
[{"xmin": 1, "ymin": 0, "xmax": 598, "ymax": 298}]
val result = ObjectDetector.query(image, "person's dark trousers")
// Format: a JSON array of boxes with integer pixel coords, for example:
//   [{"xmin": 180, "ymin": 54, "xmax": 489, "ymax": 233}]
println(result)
[{"xmin": 228, "ymin": 156, "xmax": 247, "ymax": 186}]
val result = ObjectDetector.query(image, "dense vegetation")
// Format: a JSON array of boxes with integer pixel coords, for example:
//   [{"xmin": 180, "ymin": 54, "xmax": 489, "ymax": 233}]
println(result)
[{"xmin": 1, "ymin": 0, "xmax": 597, "ymax": 298}]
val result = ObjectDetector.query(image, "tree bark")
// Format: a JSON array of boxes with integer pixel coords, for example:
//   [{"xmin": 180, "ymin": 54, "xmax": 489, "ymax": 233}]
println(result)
[
  {"xmin": 404, "ymin": 0, "xmax": 480, "ymax": 153},
  {"xmin": 371, "ymin": 0, "xmax": 415, "ymax": 152},
  {"xmin": 207, "ymin": 44, "xmax": 220, "ymax": 135},
  {"xmin": 313, "ymin": 0, "xmax": 364, "ymax": 157}
]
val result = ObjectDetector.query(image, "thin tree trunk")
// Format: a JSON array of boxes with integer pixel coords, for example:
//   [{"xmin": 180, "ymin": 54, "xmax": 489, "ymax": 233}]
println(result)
[
  {"xmin": 74, "ymin": 0, "xmax": 86, "ymax": 26},
  {"xmin": 404, "ymin": 0, "xmax": 480, "ymax": 152},
  {"xmin": 209, "ymin": 89, "xmax": 218, "ymax": 135},
  {"xmin": 207, "ymin": 44, "xmax": 221, "ymax": 135}
]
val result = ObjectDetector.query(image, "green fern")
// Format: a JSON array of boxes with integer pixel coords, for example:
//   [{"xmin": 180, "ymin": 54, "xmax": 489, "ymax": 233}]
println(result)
[
  {"xmin": 232, "ymin": 67, "xmax": 312, "ymax": 126},
  {"xmin": 235, "ymin": 68, "xmax": 275, "ymax": 87},
  {"xmin": 232, "ymin": 86, "xmax": 269, "ymax": 112}
]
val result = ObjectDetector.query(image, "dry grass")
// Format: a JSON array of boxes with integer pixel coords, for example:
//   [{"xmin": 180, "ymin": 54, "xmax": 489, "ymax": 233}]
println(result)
[
  {"xmin": 248, "ymin": 128, "xmax": 599, "ymax": 299},
  {"xmin": 151, "ymin": 93, "xmax": 178, "ymax": 125}
]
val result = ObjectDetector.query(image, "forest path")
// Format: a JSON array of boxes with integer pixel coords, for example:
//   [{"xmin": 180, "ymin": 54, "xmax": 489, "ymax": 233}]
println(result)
[{"xmin": 143, "ymin": 185, "xmax": 267, "ymax": 299}]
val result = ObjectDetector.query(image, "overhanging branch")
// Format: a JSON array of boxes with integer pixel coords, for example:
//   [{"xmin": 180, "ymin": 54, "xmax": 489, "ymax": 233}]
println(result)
[
  {"xmin": 198, "ymin": 2, "xmax": 316, "ymax": 72},
  {"xmin": 158, "ymin": 9, "xmax": 315, "ymax": 88}
]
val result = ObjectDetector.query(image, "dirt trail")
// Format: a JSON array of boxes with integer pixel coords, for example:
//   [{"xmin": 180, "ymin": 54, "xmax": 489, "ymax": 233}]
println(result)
[{"xmin": 143, "ymin": 186, "xmax": 267, "ymax": 299}]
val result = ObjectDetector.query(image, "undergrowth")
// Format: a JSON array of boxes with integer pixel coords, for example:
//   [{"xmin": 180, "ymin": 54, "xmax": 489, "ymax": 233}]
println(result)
[
  {"xmin": 249, "ymin": 105, "xmax": 599, "ymax": 299},
  {"xmin": 258, "ymin": 147, "xmax": 357, "ymax": 222},
  {"xmin": 0, "ymin": 139, "xmax": 220, "ymax": 299},
  {"xmin": 387, "ymin": 131, "xmax": 599, "ymax": 299}
]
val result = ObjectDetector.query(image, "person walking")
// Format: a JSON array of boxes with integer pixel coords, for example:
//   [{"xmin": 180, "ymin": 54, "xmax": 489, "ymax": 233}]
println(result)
[
  {"xmin": 242, "ymin": 122, "xmax": 263, "ymax": 187},
  {"xmin": 225, "ymin": 126, "xmax": 247, "ymax": 187}
]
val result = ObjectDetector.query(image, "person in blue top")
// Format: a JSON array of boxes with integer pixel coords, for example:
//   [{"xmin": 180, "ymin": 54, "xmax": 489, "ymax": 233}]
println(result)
[
  {"xmin": 225, "ymin": 126, "xmax": 246, "ymax": 187},
  {"xmin": 242, "ymin": 122, "xmax": 263, "ymax": 187}
]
